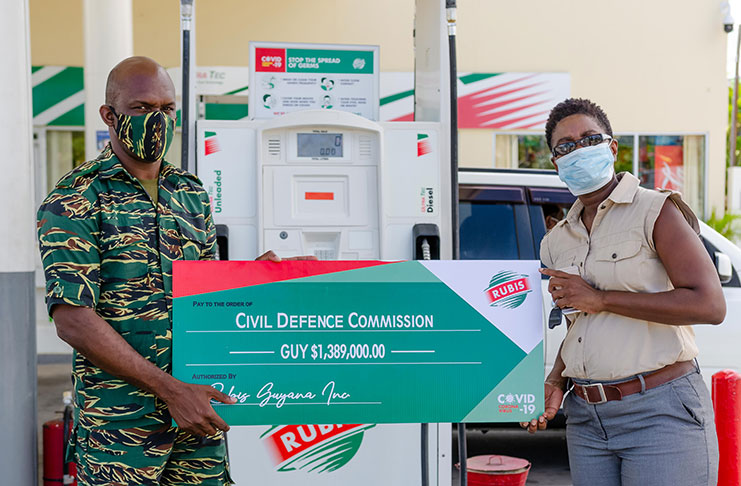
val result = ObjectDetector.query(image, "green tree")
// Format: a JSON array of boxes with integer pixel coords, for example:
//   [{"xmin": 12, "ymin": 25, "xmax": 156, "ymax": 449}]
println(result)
[
  {"xmin": 706, "ymin": 208, "xmax": 741, "ymax": 241},
  {"xmin": 727, "ymin": 84, "xmax": 741, "ymax": 167}
]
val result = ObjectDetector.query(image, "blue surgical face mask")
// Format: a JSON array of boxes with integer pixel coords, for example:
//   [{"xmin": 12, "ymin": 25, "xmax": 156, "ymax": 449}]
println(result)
[{"xmin": 556, "ymin": 142, "xmax": 615, "ymax": 196}]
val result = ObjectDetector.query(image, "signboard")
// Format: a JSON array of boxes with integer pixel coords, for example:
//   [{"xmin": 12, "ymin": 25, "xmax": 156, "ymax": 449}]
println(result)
[
  {"xmin": 172, "ymin": 260, "xmax": 543, "ymax": 425},
  {"xmin": 249, "ymin": 41, "xmax": 380, "ymax": 120},
  {"xmin": 95, "ymin": 130, "xmax": 110, "ymax": 151},
  {"xmin": 655, "ymin": 144, "xmax": 684, "ymax": 192},
  {"xmin": 380, "ymin": 72, "xmax": 570, "ymax": 129},
  {"xmin": 167, "ymin": 66, "xmax": 251, "ymax": 97}
]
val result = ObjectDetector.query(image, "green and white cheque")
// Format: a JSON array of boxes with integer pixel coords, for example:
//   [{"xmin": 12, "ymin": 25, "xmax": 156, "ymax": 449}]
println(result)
[{"xmin": 172, "ymin": 260, "xmax": 544, "ymax": 425}]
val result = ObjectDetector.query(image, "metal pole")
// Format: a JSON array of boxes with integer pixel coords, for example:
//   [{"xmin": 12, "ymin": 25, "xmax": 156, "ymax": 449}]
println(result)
[
  {"xmin": 447, "ymin": 0, "xmax": 460, "ymax": 261},
  {"xmin": 731, "ymin": 25, "xmax": 740, "ymax": 167},
  {"xmin": 446, "ymin": 2, "xmax": 467, "ymax": 485},
  {"xmin": 421, "ymin": 423, "xmax": 429, "ymax": 486},
  {"xmin": 0, "ymin": 0, "xmax": 37, "ymax": 484},
  {"xmin": 457, "ymin": 424, "xmax": 468, "ymax": 486},
  {"xmin": 180, "ymin": 0, "xmax": 194, "ymax": 172}
]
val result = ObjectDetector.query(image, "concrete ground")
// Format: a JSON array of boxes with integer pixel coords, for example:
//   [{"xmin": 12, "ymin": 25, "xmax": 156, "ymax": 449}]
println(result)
[{"xmin": 37, "ymin": 358, "xmax": 573, "ymax": 485}]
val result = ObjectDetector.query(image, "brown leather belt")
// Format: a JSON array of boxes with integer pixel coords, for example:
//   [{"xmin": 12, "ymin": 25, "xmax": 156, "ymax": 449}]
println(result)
[{"xmin": 572, "ymin": 360, "xmax": 696, "ymax": 405}]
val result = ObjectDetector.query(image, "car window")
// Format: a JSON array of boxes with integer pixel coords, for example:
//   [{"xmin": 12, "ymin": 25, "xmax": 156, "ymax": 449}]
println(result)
[
  {"xmin": 459, "ymin": 184, "xmax": 569, "ymax": 261},
  {"xmin": 460, "ymin": 201, "xmax": 519, "ymax": 259},
  {"xmin": 459, "ymin": 181, "xmax": 741, "ymax": 291}
]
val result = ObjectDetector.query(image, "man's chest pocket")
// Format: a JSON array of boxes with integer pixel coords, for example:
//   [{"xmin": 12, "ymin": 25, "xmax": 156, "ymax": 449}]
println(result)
[
  {"xmin": 175, "ymin": 214, "xmax": 207, "ymax": 260},
  {"xmin": 99, "ymin": 213, "xmax": 150, "ymax": 281},
  {"xmin": 592, "ymin": 238, "xmax": 643, "ymax": 290}
]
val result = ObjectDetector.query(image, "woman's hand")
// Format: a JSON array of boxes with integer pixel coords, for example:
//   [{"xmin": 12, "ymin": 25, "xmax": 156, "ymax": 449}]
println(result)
[
  {"xmin": 541, "ymin": 268, "xmax": 605, "ymax": 314},
  {"xmin": 256, "ymin": 250, "xmax": 318, "ymax": 262},
  {"xmin": 520, "ymin": 381, "xmax": 564, "ymax": 434}
]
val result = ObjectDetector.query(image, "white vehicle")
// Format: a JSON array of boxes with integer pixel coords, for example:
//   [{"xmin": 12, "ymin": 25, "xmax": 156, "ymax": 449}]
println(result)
[{"xmin": 458, "ymin": 168, "xmax": 741, "ymax": 391}]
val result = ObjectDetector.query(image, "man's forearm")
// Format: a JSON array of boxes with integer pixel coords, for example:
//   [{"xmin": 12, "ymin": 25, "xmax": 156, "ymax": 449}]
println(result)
[{"xmin": 52, "ymin": 304, "xmax": 180, "ymax": 401}]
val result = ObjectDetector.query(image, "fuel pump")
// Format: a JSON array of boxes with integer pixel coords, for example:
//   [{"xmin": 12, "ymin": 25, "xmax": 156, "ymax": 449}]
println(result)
[
  {"xmin": 195, "ymin": 109, "xmax": 452, "ymax": 485},
  {"xmin": 189, "ymin": 2, "xmax": 456, "ymax": 483},
  {"xmin": 197, "ymin": 109, "xmax": 451, "ymax": 262}
]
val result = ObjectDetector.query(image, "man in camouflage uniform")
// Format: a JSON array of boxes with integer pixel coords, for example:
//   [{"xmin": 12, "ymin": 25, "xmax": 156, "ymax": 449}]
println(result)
[{"xmin": 38, "ymin": 56, "xmax": 252, "ymax": 485}]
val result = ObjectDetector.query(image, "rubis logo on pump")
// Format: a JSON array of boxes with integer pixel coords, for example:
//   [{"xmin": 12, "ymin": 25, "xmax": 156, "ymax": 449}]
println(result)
[
  {"xmin": 417, "ymin": 133, "xmax": 431, "ymax": 157},
  {"xmin": 256, "ymin": 48, "xmax": 286, "ymax": 72},
  {"xmin": 261, "ymin": 424, "xmax": 375, "ymax": 473},
  {"xmin": 484, "ymin": 271, "xmax": 532, "ymax": 309},
  {"xmin": 204, "ymin": 131, "xmax": 221, "ymax": 156}
]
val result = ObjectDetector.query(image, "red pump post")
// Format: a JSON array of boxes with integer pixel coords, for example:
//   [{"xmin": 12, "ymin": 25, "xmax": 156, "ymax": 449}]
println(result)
[{"xmin": 713, "ymin": 370, "xmax": 741, "ymax": 486}]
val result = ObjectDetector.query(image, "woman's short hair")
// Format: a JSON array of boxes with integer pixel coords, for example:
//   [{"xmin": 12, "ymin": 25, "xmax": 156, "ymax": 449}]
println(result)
[{"xmin": 545, "ymin": 98, "xmax": 613, "ymax": 150}]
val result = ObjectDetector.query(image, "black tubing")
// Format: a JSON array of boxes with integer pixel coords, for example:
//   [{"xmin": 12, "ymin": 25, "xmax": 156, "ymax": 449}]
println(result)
[
  {"xmin": 458, "ymin": 423, "xmax": 467, "ymax": 486},
  {"xmin": 448, "ymin": 1, "xmax": 459, "ymax": 262},
  {"xmin": 62, "ymin": 403, "xmax": 73, "ymax": 476},
  {"xmin": 446, "ymin": 2, "xmax": 466, "ymax": 485},
  {"xmin": 421, "ymin": 422, "xmax": 429, "ymax": 486},
  {"xmin": 182, "ymin": 28, "xmax": 191, "ymax": 172}
]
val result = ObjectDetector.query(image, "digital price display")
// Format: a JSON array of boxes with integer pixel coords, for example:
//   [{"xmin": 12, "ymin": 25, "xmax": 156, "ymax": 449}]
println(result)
[{"xmin": 297, "ymin": 133, "xmax": 343, "ymax": 158}]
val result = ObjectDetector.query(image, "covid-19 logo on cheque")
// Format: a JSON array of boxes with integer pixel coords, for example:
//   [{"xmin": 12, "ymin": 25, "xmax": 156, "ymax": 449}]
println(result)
[
  {"xmin": 261, "ymin": 424, "xmax": 375, "ymax": 473},
  {"xmin": 484, "ymin": 271, "xmax": 532, "ymax": 309}
]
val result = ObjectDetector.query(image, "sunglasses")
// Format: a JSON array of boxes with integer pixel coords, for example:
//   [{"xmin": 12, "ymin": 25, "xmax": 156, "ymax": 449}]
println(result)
[
  {"xmin": 552, "ymin": 133, "xmax": 612, "ymax": 157},
  {"xmin": 548, "ymin": 305, "xmax": 579, "ymax": 329},
  {"xmin": 548, "ymin": 307, "xmax": 563, "ymax": 329}
]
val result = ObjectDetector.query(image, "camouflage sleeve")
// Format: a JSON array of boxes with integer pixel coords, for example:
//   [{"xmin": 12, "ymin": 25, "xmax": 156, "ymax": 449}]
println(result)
[
  {"xmin": 37, "ymin": 189, "xmax": 100, "ymax": 315},
  {"xmin": 200, "ymin": 188, "xmax": 217, "ymax": 261}
]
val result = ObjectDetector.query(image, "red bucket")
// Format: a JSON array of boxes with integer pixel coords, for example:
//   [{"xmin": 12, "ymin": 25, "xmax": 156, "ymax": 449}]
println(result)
[{"xmin": 462, "ymin": 455, "xmax": 531, "ymax": 486}]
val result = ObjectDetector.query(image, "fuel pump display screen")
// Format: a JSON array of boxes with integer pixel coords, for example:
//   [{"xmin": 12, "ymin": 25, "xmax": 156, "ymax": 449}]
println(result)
[{"xmin": 297, "ymin": 133, "xmax": 343, "ymax": 158}]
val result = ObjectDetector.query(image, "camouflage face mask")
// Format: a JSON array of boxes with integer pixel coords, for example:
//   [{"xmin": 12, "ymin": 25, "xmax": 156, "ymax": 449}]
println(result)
[{"xmin": 109, "ymin": 107, "xmax": 175, "ymax": 162}]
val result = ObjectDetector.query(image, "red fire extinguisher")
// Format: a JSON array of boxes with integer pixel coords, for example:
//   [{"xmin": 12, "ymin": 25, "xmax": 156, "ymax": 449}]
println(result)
[{"xmin": 43, "ymin": 391, "xmax": 77, "ymax": 486}]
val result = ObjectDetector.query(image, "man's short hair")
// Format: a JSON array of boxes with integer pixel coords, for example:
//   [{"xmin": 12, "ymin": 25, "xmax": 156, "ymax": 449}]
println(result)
[
  {"xmin": 544, "ymin": 98, "xmax": 613, "ymax": 150},
  {"xmin": 104, "ymin": 56, "xmax": 170, "ymax": 107},
  {"xmin": 105, "ymin": 72, "xmax": 119, "ymax": 106}
]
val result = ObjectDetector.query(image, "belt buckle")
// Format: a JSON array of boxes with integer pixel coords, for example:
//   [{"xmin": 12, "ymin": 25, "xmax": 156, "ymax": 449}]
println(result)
[{"xmin": 583, "ymin": 383, "xmax": 607, "ymax": 404}]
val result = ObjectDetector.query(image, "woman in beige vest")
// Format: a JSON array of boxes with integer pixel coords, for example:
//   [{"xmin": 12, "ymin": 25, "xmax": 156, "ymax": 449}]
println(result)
[{"xmin": 522, "ymin": 98, "xmax": 724, "ymax": 486}]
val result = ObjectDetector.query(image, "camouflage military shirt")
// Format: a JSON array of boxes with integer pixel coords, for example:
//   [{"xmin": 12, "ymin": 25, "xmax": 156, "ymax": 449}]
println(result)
[{"xmin": 38, "ymin": 145, "xmax": 216, "ymax": 429}]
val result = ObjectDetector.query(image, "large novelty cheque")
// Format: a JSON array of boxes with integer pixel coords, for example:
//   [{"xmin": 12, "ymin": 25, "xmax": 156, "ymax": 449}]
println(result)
[{"xmin": 172, "ymin": 260, "xmax": 544, "ymax": 425}]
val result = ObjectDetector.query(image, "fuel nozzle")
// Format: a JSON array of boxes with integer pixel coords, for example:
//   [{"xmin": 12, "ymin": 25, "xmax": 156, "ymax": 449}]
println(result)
[{"xmin": 413, "ymin": 224, "xmax": 440, "ymax": 261}]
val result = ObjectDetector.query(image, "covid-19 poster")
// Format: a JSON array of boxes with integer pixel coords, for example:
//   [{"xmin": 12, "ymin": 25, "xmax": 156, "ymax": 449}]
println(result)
[{"xmin": 248, "ymin": 41, "xmax": 380, "ymax": 121}]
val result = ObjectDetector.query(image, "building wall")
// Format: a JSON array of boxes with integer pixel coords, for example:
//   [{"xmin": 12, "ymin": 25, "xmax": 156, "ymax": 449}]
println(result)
[
  {"xmin": 30, "ymin": 0, "xmax": 84, "ymax": 66},
  {"xmin": 31, "ymin": 0, "xmax": 414, "ymax": 69},
  {"xmin": 455, "ymin": 0, "xmax": 728, "ymax": 213},
  {"xmin": 29, "ymin": 0, "xmax": 728, "ymax": 213}
]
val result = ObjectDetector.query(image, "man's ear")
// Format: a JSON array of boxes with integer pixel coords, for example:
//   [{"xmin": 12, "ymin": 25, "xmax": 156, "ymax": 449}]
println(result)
[{"xmin": 99, "ymin": 105, "xmax": 116, "ymax": 128}]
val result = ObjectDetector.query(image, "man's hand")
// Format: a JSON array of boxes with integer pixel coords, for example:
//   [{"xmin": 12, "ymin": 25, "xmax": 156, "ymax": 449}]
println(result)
[
  {"xmin": 256, "ymin": 250, "xmax": 318, "ymax": 262},
  {"xmin": 163, "ymin": 382, "xmax": 236, "ymax": 437},
  {"xmin": 541, "ymin": 268, "xmax": 604, "ymax": 314},
  {"xmin": 520, "ymin": 381, "xmax": 564, "ymax": 434},
  {"xmin": 51, "ymin": 305, "xmax": 237, "ymax": 437}
]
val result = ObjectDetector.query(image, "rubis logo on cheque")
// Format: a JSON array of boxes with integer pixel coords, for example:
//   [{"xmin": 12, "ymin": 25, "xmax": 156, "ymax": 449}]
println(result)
[
  {"xmin": 261, "ymin": 423, "xmax": 375, "ymax": 473},
  {"xmin": 484, "ymin": 270, "xmax": 532, "ymax": 309}
]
